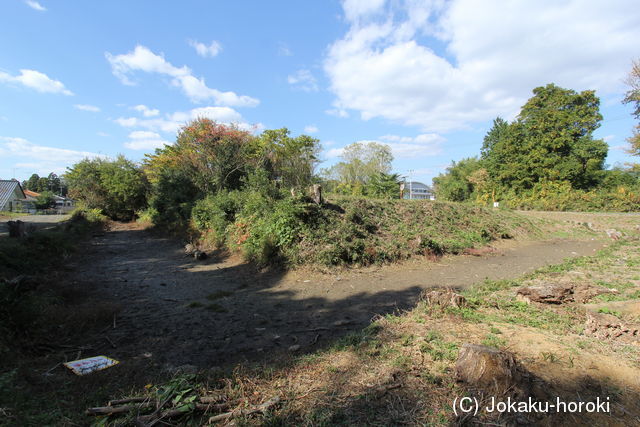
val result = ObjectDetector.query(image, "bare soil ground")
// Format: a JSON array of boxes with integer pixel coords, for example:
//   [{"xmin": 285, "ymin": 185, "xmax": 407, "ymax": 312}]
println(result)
[{"xmin": 64, "ymin": 218, "xmax": 605, "ymax": 370}]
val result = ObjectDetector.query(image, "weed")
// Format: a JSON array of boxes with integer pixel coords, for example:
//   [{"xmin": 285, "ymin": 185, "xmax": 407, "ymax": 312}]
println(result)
[
  {"xmin": 597, "ymin": 307, "xmax": 622, "ymax": 317},
  {"xmin": 482, "ymin": 333, "xmax": 507, "ymax": 348},
  {"xmin": 541, "ymin": 352, "xmax": 560, "ymax": 363}
]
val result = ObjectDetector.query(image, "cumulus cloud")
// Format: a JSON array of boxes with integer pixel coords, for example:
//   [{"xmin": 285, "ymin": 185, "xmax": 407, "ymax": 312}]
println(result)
[
  {"xmin": 114, "ymin": 106, "xmax": 258, "ymax": 136},
  {"xmin": 105, "ymin": 45, "xmax": 259, "ymax": 107},
  {"xmin": 324, "ymin": 134, "xmax": 443, "ymax": 160},
  {"xmin": 189, "ymin": 39, "xmax": 222, "ymax": 58},
  {"xmin": 25, "ymin": 0, "xmax": 46, "ymax": 11},
  {"xmin": 325, "ymin": 0, "xmax": 640, "ymax": 132},
  {"xmin": 304, "ymin": 125, "xmax": 319, "ymax": 134},
  {"xmin": 0, "ymin": 69, "xmax": 73, "ymax": 95},
  {"xmin": 1, "ymin": 136, "xmax": 105, "ymax": 176},
  {"xmin": 288, "ymin": 69, "xmax": 319, "ymax": 92},
  {"xmin": 74, "ymin": 104, "xmax": 100, "ymax": 112},
  {"xmin": 124, "ymin": 130, "xmax": 170, "ymax": 150},
  {"xmin": 133, "ymin": 104, "xmax": 159, "ymax": 117}
]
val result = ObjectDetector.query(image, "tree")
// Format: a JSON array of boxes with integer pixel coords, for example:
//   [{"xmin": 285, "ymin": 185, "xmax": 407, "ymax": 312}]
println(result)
[
  {"xmin": 323, "ymin": 141, "xmax": 394, "ymax": 194},
  {"xmin": 482, "ymin": 84, "xmax": 607, "ymax": 191},
  {"xmin": 34, "ymin": 191, "xmax": 56, "ymax": 210},
  {"xmin": 367, "ymin": 172, "xmax": 402, "ymax": 199},
  {"xmin": 25, "ymin": 174, "xmax": 40, "ymax": 191},
  {"xmin": 433, "ymin": 157, "xmax": 484, "ymax": 202},
  {"xmin": 623, "ymin": 59, "xmax": 640, "ymax": 156},
  {"xmin": 255, "ymin": 128, "xmax": 320, "ymax": 189},
  {"xmin": 65, "ymin": 156, "xmax": 148, "ymax": 220},
  {"xmin": 47, "ymin": 172, "xmax": 61, "ymax": 194},
  {"xmin": 172, "ymin": 118, "xmax": 256, "ymax": 193}
]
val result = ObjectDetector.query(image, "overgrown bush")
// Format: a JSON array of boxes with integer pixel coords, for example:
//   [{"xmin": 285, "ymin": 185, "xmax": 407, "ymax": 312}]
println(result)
[
  {"xmin": 191, "ymin": 193, "xmax": 533, "ymax": 267},
  {"xmin": 500, "ymin": 181, "xmax": 640, "ymax": 212},
  {"xmin": 65, "ymin": 155, "xmax": 149, "ymax": 220}
]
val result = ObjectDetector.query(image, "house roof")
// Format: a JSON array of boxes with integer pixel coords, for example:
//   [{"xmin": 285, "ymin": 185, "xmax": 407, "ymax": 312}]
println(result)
[
  {"xmin": 24, "ymin": 189, "xmax": 40, "ymax": 198},
  {"xmin": 0, "ymin": 180, "xmax": 26, "ymax": 209}
]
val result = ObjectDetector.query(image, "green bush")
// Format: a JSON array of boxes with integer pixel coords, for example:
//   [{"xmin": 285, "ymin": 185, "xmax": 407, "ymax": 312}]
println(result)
[
  {"xmin": 192, "ymin": 191, "xmax": 243, "ymax": 246},
  {"xmin": 191, "ymin": 192, "xmax": 533, "ymax": 267}
]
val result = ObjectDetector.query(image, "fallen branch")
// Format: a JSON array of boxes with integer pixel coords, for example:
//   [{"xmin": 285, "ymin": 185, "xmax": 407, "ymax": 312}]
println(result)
[
  {"xmin": 207, "ymin": 396, "xmax": 281, "ymax": 424},
  {"xmin": 136, "ymin": 402, "xmax": 234, "ymax": 426},
  {"xmin": 86, "ymin": 401, "xmax": 155, "ymax": 416},
  {"xmin": 108, "ymin": 397, "xmax": 148, "ymax": 406}
]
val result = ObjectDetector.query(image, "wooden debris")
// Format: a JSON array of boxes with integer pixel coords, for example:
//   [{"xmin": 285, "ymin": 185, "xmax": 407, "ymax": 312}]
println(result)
[
  {"xmin": 86, "ymin": 401, "xmax": 154, "ymax": 416},
  {"xmin": 207, "ymin": 396, "xmax": 281, "ymax": 424}
]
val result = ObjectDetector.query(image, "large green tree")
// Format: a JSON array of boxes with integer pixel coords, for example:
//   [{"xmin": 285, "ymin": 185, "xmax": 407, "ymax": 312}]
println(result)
[{"xmin": 482, "ymin": 83, "xmax": 607, "ymax": 191}]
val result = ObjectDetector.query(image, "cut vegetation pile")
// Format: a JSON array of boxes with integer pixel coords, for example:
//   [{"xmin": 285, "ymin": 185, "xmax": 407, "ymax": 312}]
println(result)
[{"xmin": 193, "ymin": 195, "xmax": 538, "ymax": 267}]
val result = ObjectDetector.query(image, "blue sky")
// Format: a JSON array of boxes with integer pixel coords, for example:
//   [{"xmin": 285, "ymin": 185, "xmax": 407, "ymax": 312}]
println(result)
[{"xmin": 0, "ymin": 0, "xmax": 638, "ymax": 185}]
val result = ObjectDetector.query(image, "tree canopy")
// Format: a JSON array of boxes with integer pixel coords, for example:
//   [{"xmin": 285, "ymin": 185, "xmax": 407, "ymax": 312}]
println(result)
[
  {"xmin": 65, "ymin": 155, "xmax": 148, "ymax": 220},
  {"xmin": 480, "ymin": 83, "xmax": 607, "ymax": 191},
  {"xmin": 623, "ymin": 59, "xmax": 640, "ymax": 156}
]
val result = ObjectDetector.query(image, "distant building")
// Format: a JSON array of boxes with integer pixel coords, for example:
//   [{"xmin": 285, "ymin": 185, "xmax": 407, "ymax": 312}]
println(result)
[
  {"xmin": 53, "ymin": 195, "xmax": 75, "ymax": 213},
  {"xmin": 403, "ymin": 181, "xmax": 435, "ymax": 200},
  {"xmin": 0, "ymin": 180, "xmax": 27, "ymax": 212}
]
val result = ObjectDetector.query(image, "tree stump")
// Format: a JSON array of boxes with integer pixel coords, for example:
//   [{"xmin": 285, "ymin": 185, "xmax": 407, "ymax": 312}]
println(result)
[
  {"xmin": 8, "ymin": 220, "xmax": 26, "ymax": 238},
  {"xmin": 310, "ymin": 184, "xmax": 323, "ymax": 204}
]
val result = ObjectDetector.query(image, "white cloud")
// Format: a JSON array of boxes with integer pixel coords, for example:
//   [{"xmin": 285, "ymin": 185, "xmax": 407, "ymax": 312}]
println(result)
[
  {"xmin": 114, "ymin": 106, "xmax": 253, "ymax": 135},
  {"xmin": 0, "ymin": 69, "xmax": 73, "ymax": 95},
  {"xmin": 325, "ymin": 147, "xmax": 345, "ymax": 158},
  {"xmin": 74, "ymin": 104, "xmax": 100, "ymax": 112},
  {"xmin": 1, "ymin": 136, "xmax": 105, "ymax": 176},
  {"xmin": 288, "ymin": 69, "xmax": 319, "ymax": 92},
  {"xmin": 105, "ymin": 45, "xmax": 258, "ymax": 107},
  {"xmin": 97, "ymin": 132, "xmax": 110, "ymax": 137},
  {"xmin": 324, "ymin": 134, "xmax": 443, "ymax": 160},
  {"xmin": 189, "ymin": 39, "xmax": 222, "ymax": 58},
  {"xmin": 602, "ymin": 135, "xmax": 615, "ymax": 142},
  {"xmin": 124, "ymin": 130, "xmax": 170, "ymax": 151},
  {"xmin": 133, "ymin": 104, "xmax": 159, "ymax": 117},
  {"xmin": 325, "ymin": 0, "xmax": 640, "ymax": 132},
  {"xmin": 25, "ymin": 0, "xmax": 46, "ymax": 12},
  {"xmin": 278, "ymin": 43, "xmax": 293, "ymax": 57},
  {"xmin": 304, "ymin": 125, "xmax": 319, "ymax": 134}
]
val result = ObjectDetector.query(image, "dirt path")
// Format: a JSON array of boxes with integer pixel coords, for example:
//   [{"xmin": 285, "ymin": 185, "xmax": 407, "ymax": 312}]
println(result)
[{"xmin": 68, "ymin": 222, "xmax": 604, "ymax": 369}]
